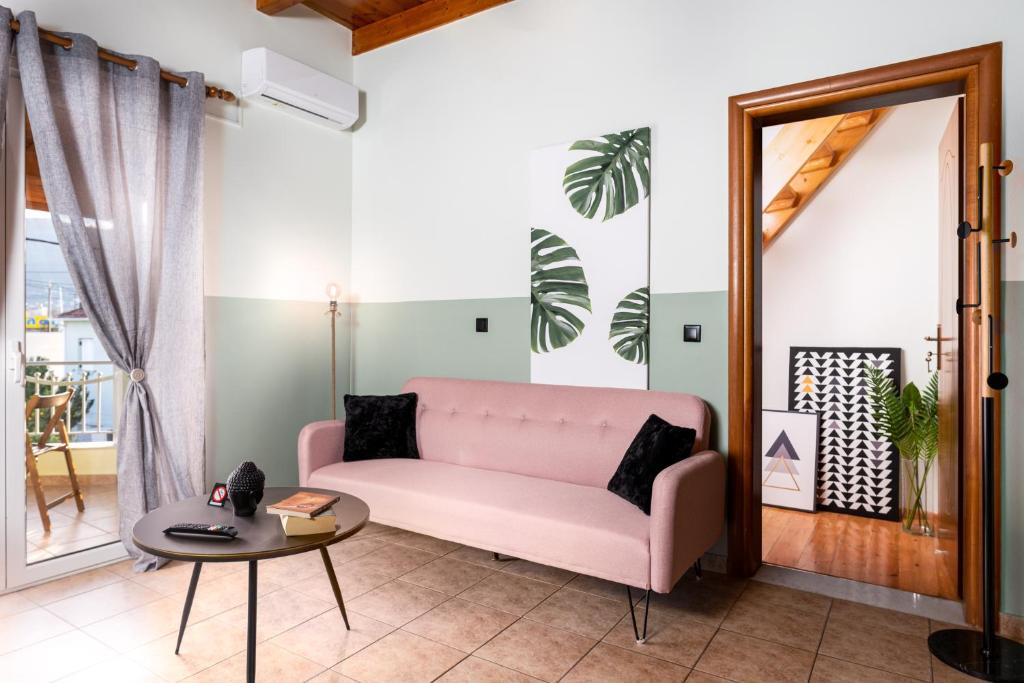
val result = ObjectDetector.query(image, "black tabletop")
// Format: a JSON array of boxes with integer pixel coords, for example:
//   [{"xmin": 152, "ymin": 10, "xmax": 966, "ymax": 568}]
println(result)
[{"xmin": 132, "ymin": 487, "xmax": 369, "ymax": 563}]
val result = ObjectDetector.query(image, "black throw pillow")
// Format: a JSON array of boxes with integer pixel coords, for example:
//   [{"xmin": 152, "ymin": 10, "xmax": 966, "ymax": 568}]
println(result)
[
  {"xmin": 607, "ymin": 414, "xmax": 697, "ymax": 514},
  {"xmin": 342, "ymin": 393, "xmax": 420, "ymax": 462}
]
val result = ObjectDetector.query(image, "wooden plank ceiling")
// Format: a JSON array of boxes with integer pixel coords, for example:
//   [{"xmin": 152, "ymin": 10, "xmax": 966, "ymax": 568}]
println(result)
[
  {"xmin": 258, "ymin": 0, "xmax": 512, "ymax": 55},
  {"xmin": 762, "ymin": 108, "xmax": 889, "ymax": 249}
]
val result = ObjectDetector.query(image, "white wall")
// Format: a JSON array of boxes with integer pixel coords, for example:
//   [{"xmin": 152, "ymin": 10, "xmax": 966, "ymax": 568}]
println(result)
[
  {"xmin": 11, "ymin": 0, "xmax": 355, "ymax": 303},
  {"xmin": 762, "ymin": 98, "xmax": 957, "ymax": 411},
  {"xmin": 350, "ymin": 0, "xmax": 1024, "ymax": 303}
]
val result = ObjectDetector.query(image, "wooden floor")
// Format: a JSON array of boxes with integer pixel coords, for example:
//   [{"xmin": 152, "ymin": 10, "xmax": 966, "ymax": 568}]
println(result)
[{"xmin": 762, "ymin": 506, "xmax": 958, "ymax": 599}]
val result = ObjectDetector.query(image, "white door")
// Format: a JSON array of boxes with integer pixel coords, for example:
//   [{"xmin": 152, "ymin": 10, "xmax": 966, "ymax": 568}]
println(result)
[{"xmin": 2, "ymin": 78, "xmax": 126, "ymax": 592}]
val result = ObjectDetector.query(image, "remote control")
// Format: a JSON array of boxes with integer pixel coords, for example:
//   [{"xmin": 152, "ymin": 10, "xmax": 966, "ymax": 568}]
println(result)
[{"xmin": 163, "ymin": 522, "xmax": 238, "ymax": 539}]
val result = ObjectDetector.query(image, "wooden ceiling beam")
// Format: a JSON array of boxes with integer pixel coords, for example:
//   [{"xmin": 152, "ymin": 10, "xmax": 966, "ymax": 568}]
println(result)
[
  {"xmin": 352, "ymin": 0, "xmax": 511, "ymax": 55},
  {"xmin": 257, "ymin": 0, "xmax": 306, "ymax": 15}
]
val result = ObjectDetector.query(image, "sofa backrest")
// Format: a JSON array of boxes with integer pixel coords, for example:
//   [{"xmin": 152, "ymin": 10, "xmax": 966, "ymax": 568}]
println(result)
[{"xmin": 402, "ymin": 377, "xmax": 711, "ymax": 489}]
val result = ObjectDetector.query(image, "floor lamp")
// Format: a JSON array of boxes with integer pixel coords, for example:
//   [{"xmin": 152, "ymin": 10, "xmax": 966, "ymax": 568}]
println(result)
[
  {"xmin": 326, "ymin": 283, "xmax": 341, "ymax": 420},
  {"xmin": 928, "ymin": 149, "xmax": 1024, "ymax": 681}
]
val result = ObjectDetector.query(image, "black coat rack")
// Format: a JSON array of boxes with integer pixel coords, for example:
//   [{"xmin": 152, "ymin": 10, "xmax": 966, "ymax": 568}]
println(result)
[{"xmin": 928, "ymin": 146, "xmax": 1024, "ymax": 681}]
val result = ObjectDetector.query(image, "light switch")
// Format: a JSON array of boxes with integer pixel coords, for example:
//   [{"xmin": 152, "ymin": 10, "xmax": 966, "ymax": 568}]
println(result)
[
  {"xmin": 476, "ymin": 317, "xmax": 489, "ymax": 333},
  {"xmin": 684, "ymin": 324, "xmax": 701, "ymax": 343}
]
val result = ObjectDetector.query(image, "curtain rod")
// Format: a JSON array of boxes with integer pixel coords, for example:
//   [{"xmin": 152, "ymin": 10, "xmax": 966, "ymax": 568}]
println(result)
[{"xmin": 8, "ymin": 18, "xmax": 236, "ymax": 102}]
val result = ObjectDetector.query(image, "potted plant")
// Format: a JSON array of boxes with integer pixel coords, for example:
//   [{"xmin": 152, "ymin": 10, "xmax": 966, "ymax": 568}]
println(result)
[{"xmin": 863, "ymin": 363, "xmax": 939, "ymax": 535}]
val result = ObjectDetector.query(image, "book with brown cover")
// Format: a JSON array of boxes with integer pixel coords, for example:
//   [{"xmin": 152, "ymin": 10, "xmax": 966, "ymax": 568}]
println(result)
[{"xmin": 265, "ymin": 491, "xmax": 340, "ymax": 519}]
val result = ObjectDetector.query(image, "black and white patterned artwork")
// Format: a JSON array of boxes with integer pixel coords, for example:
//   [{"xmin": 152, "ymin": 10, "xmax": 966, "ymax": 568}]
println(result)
[{"xmin": 788, "ymin": 347, "xmax": 901, "ymax": 520}]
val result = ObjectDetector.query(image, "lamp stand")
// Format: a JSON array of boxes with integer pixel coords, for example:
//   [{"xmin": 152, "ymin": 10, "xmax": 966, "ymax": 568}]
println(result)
[{"xmin": 327, "ymin": 299, "xmax": 340, "ymax": 420}]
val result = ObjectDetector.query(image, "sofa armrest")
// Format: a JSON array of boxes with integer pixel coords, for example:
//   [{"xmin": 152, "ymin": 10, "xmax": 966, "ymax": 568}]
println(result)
[
  {"xmin": 649, "ymin": 450, "xmax": 726, "ymax": 593},
  {"xmin": 298, "ymin": 420, "xmax": 345, "ymax": 485}
]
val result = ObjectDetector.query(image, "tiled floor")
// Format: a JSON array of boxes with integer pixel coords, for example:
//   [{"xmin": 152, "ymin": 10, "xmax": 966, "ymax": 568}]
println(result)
[
  {"xmin": 26, "ymin": 476, "xmax": 120, "ymax": 563},
  {"xmin": 0, "ymin": 521, "xmax": 1001, "ymax": 682}
]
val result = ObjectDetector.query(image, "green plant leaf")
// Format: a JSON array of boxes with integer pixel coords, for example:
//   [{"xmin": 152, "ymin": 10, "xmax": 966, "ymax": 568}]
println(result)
[
  {"xmin": 863, "ymin": 363, "xmax": 940, "ymax": 466},
  {"xmin": 531, "ymin": 228, "xmax": 591, "ymax": 353},
  {"xmin": 609, "ymin": 286, "xmax": 649, "ymax": 364},
  {"xmin": 563, "ymin": 127, "xmax": 651, "ymax": 221}
]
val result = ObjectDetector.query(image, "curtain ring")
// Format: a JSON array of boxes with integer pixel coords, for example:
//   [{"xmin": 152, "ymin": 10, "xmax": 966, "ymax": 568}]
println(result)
[{"xmin": 129, "ymin": 368, "xmax": 145, "ymax": 382}]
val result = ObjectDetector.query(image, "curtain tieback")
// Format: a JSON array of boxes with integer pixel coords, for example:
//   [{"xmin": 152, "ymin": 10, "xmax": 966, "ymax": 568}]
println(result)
[{"xmin": 129, "ymin": 368, "xmax": 146, "ymax": 382}]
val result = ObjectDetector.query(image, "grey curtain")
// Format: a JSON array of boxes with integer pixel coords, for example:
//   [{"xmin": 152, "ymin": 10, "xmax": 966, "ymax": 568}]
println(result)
[
  {"xmin": 0, "ymin": 6, "xmax": 13, "ymax": 135},
  {"xmin": 15, "ymin": 12, "xmax": 206, "ymax": 570}
]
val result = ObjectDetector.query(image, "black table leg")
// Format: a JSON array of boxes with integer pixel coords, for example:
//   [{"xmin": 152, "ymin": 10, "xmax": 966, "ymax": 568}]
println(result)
[
  {"xmin": 174, "ymin": 562, "xmax": 203, "ymax": 654},
  {"xmin": 246, "ymin": 560, "xmax": 257, "ymax": 683},
  {"xmin": 320, "ymin": 546, "xmax": 351, "ymax": 629}
]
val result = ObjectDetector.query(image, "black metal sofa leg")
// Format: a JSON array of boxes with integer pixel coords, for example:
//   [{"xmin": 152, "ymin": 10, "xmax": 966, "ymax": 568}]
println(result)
[
  {"xmin": 626, "ymin": 586, "xmax": 651, "ymax": 644},
  {"xmin": 694, "ymin": 557, "xmax": 703, "ymax": 580}
]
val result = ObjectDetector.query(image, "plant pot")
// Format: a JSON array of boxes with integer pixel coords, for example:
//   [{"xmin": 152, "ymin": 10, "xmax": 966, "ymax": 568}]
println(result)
[{"xmin": 901, "ymin": 457, "xmax": 934, "ymax": 536}]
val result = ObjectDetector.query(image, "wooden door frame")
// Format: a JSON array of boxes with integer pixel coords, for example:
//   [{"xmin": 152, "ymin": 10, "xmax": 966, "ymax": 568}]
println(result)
[{"xmin": 727, "ymin": 43, "xmax": 1002, "ymax": 625}]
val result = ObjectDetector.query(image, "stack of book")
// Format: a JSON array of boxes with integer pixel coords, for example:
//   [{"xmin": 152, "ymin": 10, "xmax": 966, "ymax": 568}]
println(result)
[{"xmin": 266, "ymin": 491, "xmax": 340, "ymax": 536}]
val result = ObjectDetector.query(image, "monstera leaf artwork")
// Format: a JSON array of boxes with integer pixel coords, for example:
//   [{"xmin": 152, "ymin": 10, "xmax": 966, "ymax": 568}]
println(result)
[
  {"xmin": 531, "ymin": 227, "xmax": 591, "ymax": 353},
  {"xmin": 562, "ymin": 127, "xmax": 651, "ymax": 221},
  {"xmin": 609, "ymin": 286, "xmax": 650, "ymax": 365}
]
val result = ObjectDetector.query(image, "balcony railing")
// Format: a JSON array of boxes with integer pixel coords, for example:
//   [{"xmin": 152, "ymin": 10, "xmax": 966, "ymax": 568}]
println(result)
[{"xmin": 26, "ymin": 360, "xmax": 120, "ymax": 442}]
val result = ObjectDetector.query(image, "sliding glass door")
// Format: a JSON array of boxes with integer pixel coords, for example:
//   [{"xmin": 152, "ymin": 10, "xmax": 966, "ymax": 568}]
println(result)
[{"xmin": 2, "ymin": 77, "xmax": 126, "ymax": 591}]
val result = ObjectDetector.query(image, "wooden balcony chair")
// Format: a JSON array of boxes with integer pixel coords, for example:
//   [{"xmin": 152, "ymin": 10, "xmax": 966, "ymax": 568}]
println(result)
[{"xmin": 25, "ymin": 389, "xmax": 86, "ymax": 533}]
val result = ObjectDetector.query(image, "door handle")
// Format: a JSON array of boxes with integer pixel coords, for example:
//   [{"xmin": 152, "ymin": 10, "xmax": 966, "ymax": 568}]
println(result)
[{"xmin": 8, "ymin": 340, "xmax": 25, "ymax": 385}]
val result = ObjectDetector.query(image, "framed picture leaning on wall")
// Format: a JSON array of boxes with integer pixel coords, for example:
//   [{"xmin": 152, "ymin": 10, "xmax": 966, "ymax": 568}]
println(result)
[{"xmin": 761, "ymin": 409, "xmax": 820, "ymax": 512}]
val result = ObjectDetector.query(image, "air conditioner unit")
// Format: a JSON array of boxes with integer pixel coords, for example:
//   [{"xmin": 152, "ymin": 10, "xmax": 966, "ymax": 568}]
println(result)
[{"xmin": 241, "ymin": 47, "xmax": 358, "ymax": 130}]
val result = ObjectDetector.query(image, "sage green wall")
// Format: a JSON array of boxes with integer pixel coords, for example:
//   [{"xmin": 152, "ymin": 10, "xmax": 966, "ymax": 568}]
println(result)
[
  {"xmin": 1001, "ymin": 281, "xmax": 1023, "ymax": 615},
  {"xmin": 206, "ymin": 296, "xmax": 350, "ymax": 486},
  {"xmin": 350, "ymin": 292, "xmax": 728, "ymax": 451}
]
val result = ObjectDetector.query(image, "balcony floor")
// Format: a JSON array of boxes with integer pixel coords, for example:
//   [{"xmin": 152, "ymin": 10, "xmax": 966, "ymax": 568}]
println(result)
[{"xmin": 25, "ymin": 475, "xmax": 120, "ymax": 563}]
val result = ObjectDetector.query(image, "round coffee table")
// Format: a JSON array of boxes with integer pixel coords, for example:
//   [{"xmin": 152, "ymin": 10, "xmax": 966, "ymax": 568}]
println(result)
[{"xmin": 133, "ymin": 486, "xmax": 368, "ymax": 683}]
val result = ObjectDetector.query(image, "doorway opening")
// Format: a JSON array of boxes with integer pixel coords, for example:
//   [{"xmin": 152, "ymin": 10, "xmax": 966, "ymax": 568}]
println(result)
[
  {"xmin": 758, "ymin": 96, "xmax": 962, "ymax": 599},
  {"xmin": 726, "ymin": 43, "xmax": 1002, "ymax": 625}
]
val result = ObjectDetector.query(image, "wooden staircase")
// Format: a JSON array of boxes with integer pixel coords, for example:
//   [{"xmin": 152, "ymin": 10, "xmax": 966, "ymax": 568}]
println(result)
[{"xmin": 762, "ymin": 108, "xmax": 889, "ymax": 249}]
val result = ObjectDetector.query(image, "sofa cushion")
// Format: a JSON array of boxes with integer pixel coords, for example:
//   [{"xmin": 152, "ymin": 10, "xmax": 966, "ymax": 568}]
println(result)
[
  {"xmin": 308, "ymin": 458, "xmax": 651, "ymax": 587},
  {"xmin": 608, "ymin": 414, "xmax": 696, "ymax": 514},
  {"xmin": 342, "ymin": 393, "xmax": 420, "ymax": 461},
  {"xmin": 403, "ymin": 377, "xmax": 710, "ymax": 489}
]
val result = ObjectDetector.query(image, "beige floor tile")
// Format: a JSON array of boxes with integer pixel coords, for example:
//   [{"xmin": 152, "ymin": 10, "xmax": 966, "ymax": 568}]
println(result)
[
  {"xmin": 0, "ymin": 629, "xmax": 116, "ymax": 682},
  {"xmin": 648, "ymin": 579, "xmax": 740, "ymax": 628},
  {"xmin": 337, "ymin": 629, "xmax": 465, "ymax": 683},
  {"xmin": 308, "ymin": 671, "xmax": 360, "ymax": 683},
  {"xmin": 438, "ymin": 656, "xmax": 541, "ymax": 682},
  {"xmin": 46, "ymin": 579, "xmax": 163, "ymax": 628},
  {"xmin": 694, "ymin": 630, "xmax": 815, "ymax": 683},
  {"xmin": 130, "ymin": 560, "xmax": 237, "ymax": 596},
  {"xmin": 603, "ymin": 608, "xmax": 716, "ymax": 668},
  {"xmin": 291, "ymin": 563, "xmax": 392, "ymax": 604},
  {"xmin": 128, "ymin": 617, "xmax": 248, "ymax": 681},
  {"xmin": 404, "ymin": 597, "xmax": 517, "ymax": 652},
  {"xmin": 399, "ymin": 557, "xmax": 494, "ymax": 595},
  {"xmin": 459, "ymin": 572, "xmax": 558, "ymax": 616},
  {"xmin": 59, "ymin": 654, "xmax": 165, "ymax": 682},
  {"xmin": 355, "ymin": 543, "xmax": 439, "ymax": 578},
  {"xmin": 525, "ymin": 587, "xmax": 628, "ymax": 639},
  {"xmin": 499, "ymin": 559, "xmax": 576, "ymax": 586},
  {"xmin": 185, "ymin": 567, "xmax": 283, "ymax": 615},
  {"xmin": 0, "ymin": 590, "xmax": 37, "ymax": 619},
  {"xmin": 720, "ymin": 588, "xmax": 829, "ymax": 651},
  {"xmin": 565, "ymin": 574, "xmax": 642, "ymax": 603},
  {"xmin": 741, "ymin": 580, "xmax": 832, "ymax": 615},
  {"xmin": 352, "ymin": 521, "xmax": 402, "ymax": 539},
  {"xmin": 446, "ymin": 545, "xmax": 509, "ymax": 567},
  {"xmin": 271, "ymin": 609, "xmax": 393, "ymax": 668},
  {"xmin": 828, "ymin": 598, "xmax": 930, "ymax": 637},
  {"xmin": 387, "ymin": 529, "xmax": 462, "ymax": 555},
  {"xmin": 326, "ymin": 537, "xmax": 389, "ymax": 566},
  {"xmin": 684, "ymin": 672, "xmax": 732, "ymax": 682},
  {"xmin": 18, "ymin": 566, "xmax": 123, "ymax": 605},
  {"xmin": 213, "ymin": 587, "xmax": 334, "ymax": 641},
  {"xmin": 562, "ymin": 642, "xmax": 689, "ymax": 682},
  {"xmin": 811, "ymin": 655, "xmax": 920, "ymax": 682},
  {"xmin": 476, "ymin": 618, "xmax": 595, "ymax": 682},
  {"xmin": 186, "ymin": 641, "xmax": 325, "ymax": 682},
  {"xmin": 0, "ymin": 606, "xmax": 74, "ymax": 655},
  {"xmin": 83, "ymin": 589, "xmax": 220, "ymax": 652},
  {"xmin": 818, "ymin": 611, "xmax": 931, "ymax": 680},
  {"xmin": 349, "ymin": 579, "xmax": 449, "ymax": 626}
]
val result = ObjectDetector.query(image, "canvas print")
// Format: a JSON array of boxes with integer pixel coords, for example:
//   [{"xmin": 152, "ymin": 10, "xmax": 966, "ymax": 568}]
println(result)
[
  {"xmin": 529, "ymin": 128, "xmax": 651, "ymax": 388},
  {"xmin": 789, "ymin": 347, "xmax": 901, "ymax": 520},
  {"xmin": 762, "ymin": 410, "xmax": 819, "ymax": 512}
]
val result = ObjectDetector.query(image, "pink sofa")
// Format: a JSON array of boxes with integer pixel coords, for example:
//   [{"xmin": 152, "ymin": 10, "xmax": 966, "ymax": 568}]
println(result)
[{"xmin": 299, "ymin": 377, "xmax": 725, "ymax": 598}]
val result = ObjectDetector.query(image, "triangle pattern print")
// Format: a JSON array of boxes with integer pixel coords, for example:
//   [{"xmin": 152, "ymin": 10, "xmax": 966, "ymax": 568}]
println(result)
[{"xmin": 788, "ymin": 347, "xmax": 901, "ymax": 520}]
